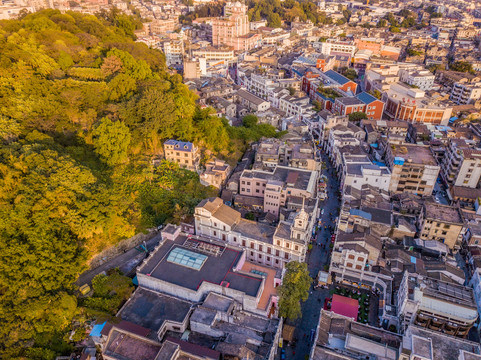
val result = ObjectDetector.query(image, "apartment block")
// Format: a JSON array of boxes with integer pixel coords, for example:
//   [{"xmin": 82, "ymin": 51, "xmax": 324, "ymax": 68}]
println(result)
[
  {"xmin": 450, "ymin": 82, "xmax": 481, "ymax": 105},
  {"xmin": 417, "ymin": 202, "xmax": 464, "ymax": 249},
  {"xmin": 191, "ymin": 46, "xmax": 235, "ymax": 62},
  {"xmin": 233, "ymin": 89, "xmax": 271, "ymax": 112},
  {"xmin": 341, "ymin": 155, "xmax": 391, "ymax": 192},
  {"xmin": 398, "ymin": 325, "xmax": 481, "ymax": 360},
  {"xmin": 397, "ymin": 271, "xmax": 477, "ymax": 337},
  {"xmin": 211, "ymin": 1, "xmax": 260, "ymax": 51},
  {"xmin": 163, "ymin": 140, "xmax": 200, "ymax": 171},
  {"xmin": 441, "ymin": 139, "xmax": 481, "ymax": 188},
  {"xmin": 238, "ymin": 166, "xmax": 317, "ymax": 218},
  {"xmin": 161, "ymin": 40, "xmax": 184, "ymax": 66},
  {"xmin": 314, "ymin": 40, "xmax": 356, "ymax": 57},
  {"xmin": 317, "ymin": 110, "xmax": 349, "ymax": 147},
  {"xmin": 385, "ymin": 143, "xmax": 440, "ymax": 196},
  {"xmin": 149, "ymin": 18, "xmax": 178, "ymax": 35},
  {"xmin": 399, "ymin": 69, "xmax": 435, "ymax": 91},
  {"xmin": 254, "ymin": 138, "xmax": 318, "ymax": 171},
  {"xmin": 200, "ymin": 159, "xmax": 230, "ymax": 188}
]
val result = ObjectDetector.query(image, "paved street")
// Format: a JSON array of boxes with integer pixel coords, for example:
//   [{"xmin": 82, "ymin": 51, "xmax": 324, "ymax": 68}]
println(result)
[
  {"xmin": 283, "ymin": 152, "xmax": 341, "ymax": 360},
  {"xmin": 75, "ymin": 233, "xmax": 162, "ymax": 287}
]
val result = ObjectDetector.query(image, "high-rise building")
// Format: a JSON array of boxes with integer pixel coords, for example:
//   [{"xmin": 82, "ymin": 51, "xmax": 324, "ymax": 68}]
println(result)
[{"xmin": 212, "ymin": 1, "xmax": 260, "ymax": 51}]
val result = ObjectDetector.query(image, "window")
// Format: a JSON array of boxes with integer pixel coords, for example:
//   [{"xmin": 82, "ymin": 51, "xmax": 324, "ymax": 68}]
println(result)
[
  {"xmin": 214, "ymin": 222, "xmax": 217, "ymax": 227},
  {"xmin": 242, "ymin": 240, "xmax": 246, "ymax": 246},
  {"xmin": 223, "ymin": 226, "xmax": 226, "ymax": 231},
  {"xmin": 250, "ymin": 242, "xmax": 254, "ymax": 249},
  {"xmin": 275, "ymin": 259, "xmax": 279, "ymax": 264},
  {"xmin": 347, "ymin": 263, "xmax": 353, "ymax": 268},
  {"xmin": 285, "ymin": 253, "xmax": 289, "ymax": 259},
  {"xmin": 259, "ymin": 245, "xmax": 263, "ymax": 252},
  {"xmin": 277, "ymin": 240, "xmax": 281, "ymax": 246},
  {"xmin": 348, "ymin": 255, "xmax": 355, "ymax": 260},
  {"xmin": 267, "ymin": 247, "xmax": 271, "ymax": 254},
  {"xmin": 285, "ymin": 242, "xmax": 290, "ymax": 249},
  {"xmin": 222, "ymin": 234, "xmax": 226, "ymax": 241},
  {"xmin": 295, "ymin": 245, "xmax": 299, "ymax": 251},
  {"xmin": 267, "ymin": 256, "xmax": 271, "ymax": 261},
  {"xmin": 276, "ymin": 250, "xmax": 280, "ymax": 256},
  {"xmin": 213, "ymin": 231, "xmax": 217, "ymax": 236},
  {"xmin": 233, "ymin": 237, "xmax": 237, "ymax": 242},
  {"xmin": 358, "ymin": 257, "xmax": 364, "ymax": 262},
  {"xmin": 250, "ymin": 251, "xmax": 254, "ymax": 256},
  {"xmin": 259, "ymin": 254, "xmax": 262, "ymax": 259}
]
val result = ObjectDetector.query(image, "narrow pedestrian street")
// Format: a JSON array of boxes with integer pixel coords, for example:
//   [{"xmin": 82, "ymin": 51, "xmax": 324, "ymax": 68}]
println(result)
[{"xmin": 282, "ymin": 151, "xmax": 341, "ymax": 359}]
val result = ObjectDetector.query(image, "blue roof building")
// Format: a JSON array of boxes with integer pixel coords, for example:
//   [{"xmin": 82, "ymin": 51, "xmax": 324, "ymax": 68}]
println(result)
[
  {"xmin": 164, "ymin": 139, "xmax": 195, "ymax": 152},
  {"xmin": 324, "ymin": 70, "xmax": 351, "ymax": 85},
  {"xmin": 356, "ymin": 92, "xmax": 378, "ymax": 105}
]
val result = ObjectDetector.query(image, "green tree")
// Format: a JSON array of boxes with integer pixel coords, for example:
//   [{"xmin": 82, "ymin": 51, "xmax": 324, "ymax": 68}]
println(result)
[
  {"xmin": 343, "ymin": 68, "xmax": 357, "ymax": 81},
  {"xmin": 82, "ymin": 270, "xmax": 134, "ymax": 315},
  {"xmin": 242, "ymin": 114, "xmax": 259, "ymax": 128},
  {"xmin": 0, "ymin": 116, "xmax": 22, "ymax": 143},
  {"xmin": 313, "ymin": 100, "xmax": 323, "ymax": 112},
  {"xmin": 368, "ymin": 89, "xmax": 382, "ymax": 99},
  {"xmin": 108, "ymin": 73, "xmax": 137, "ymax": 101},
  {"xmin": 401, "ymin": 17, "xmax": 416, "ymax": 28},
  {"xmin": 92, "ymin": 117, "xmax": 131, "ymax": 166},
  {"xmin": 376, "ymin": 19, "xmax": 387, "ymax": 27},
  {"xmin": 406, "ymin": 48, "xmax": 423, "ymax": 56},
  {"xmin": 0, "ymin": 136, "xmax": 101, "ymax": 350},
  {"xmin": 277, "ymin": 262, "xmax": 312, "ymax": 320},
  {"xmin": 449, "ymin": 61, "xmax": 474, "ymax": 74},
  {"xmin": 245, "ymin": 212, "xmax": 255, "ymax": 220},
  {"xmin": 349, "ymin": 112, "xmax": 367, "ymax": 122}
]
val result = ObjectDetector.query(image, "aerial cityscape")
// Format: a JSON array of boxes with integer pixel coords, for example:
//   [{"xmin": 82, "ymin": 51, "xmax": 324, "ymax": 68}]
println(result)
[{"xmin": 3, "ymin": 0, "xmax": 481, "ymax": 359}]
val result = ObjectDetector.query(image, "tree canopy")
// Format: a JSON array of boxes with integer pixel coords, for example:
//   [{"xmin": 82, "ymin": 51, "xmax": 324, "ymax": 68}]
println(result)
[
  {"xmin": 0, "ymin": 9, "xmax": 254, "ymax": 358},
  {"xmin": 277, "ymin": 262, "xmax": 312, "ymax": 320},
  {"xmin": 449, "ymin": 61, "xmax": 475, "ymax": 74},
  {"xmin": 349, "ymin": 112, "xmax": 368, "ymax": 122}
]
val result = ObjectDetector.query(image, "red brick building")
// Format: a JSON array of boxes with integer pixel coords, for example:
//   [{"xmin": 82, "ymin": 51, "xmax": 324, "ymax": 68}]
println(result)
[
  {"xmin": 333, "ymin": 92, "xmax": 385, "ymax": 120},
  {"xmin": 356, "ymin": 92, "xmax": 385, "ymax": 120},
  {"xmin": 323, "ymin": 70, "xmax": 358, "ymax": 94}
]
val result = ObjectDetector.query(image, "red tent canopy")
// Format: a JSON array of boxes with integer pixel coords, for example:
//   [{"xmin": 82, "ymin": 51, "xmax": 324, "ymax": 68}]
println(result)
[{"xmin": 331, "ymin": 294, "xmax": 359, "ymax": 320}]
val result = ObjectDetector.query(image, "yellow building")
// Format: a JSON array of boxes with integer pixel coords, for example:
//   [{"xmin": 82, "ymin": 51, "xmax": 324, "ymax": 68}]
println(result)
[{"xmin": 164, "ymin": 140, "xmax": 200, "ymax": 171}]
